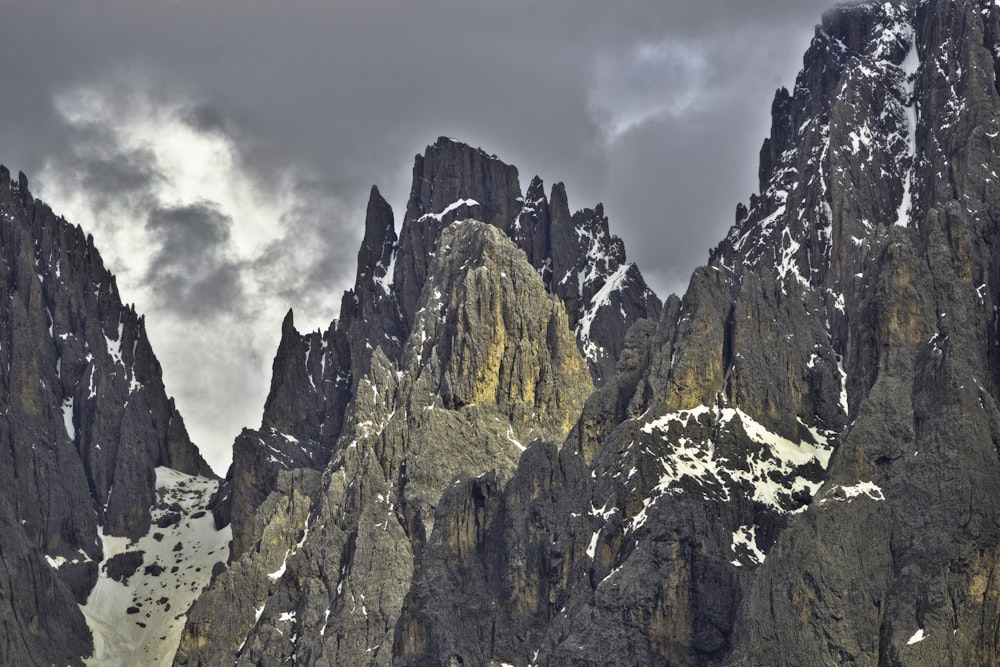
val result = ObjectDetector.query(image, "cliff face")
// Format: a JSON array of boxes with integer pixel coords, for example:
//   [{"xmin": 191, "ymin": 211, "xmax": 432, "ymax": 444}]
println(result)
[
  {"xmin": 177, "ymin": 138, "xmax": 659, "ymax": 665},
  {"xmin": 727, "ymin": 0, "xmax": 1000, "ymax": 663},
  {"xmin": 0, "ymin": 169, "xmax": 217, "ymax": 666}
]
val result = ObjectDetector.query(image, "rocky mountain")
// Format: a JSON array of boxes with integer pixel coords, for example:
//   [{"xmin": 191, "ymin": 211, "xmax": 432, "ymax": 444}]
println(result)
[
  {"xmin": 0, "ymin": 169, "xmax": 222, "ymax": 666},
  {"xmin": 7, "ymin": 0, "xmax": 1000, "ymax": 664},
  {"xmin": 177, "ymin": 0, "xmax": 1000, "ymax": 665},
  {"xmin": 175, "ymin": 137, "xmax": 660, "ymax": 665}
]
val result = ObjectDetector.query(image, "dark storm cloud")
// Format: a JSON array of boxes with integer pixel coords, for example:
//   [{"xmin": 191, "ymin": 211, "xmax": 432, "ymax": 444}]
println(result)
[
  {"xmin": 181, "ymin": 104, "xmax": 232, "ymax": 137},
  {"xmin": 1, "ymin": 0, "xmax": 831, "ymax": 210},
  {"xmin": 64, "ymin": 148, "xmax": 164, "ymax": 222},
  {"xmin": 146, "ymin": 203, "xmax": 230, "ymax": 257},
  {"xmin": 176, "ymin": 264, "xmax": 244, "ymax": 317},
  {"xmin": 145, "ymin": 203, "xmax": 244, "ymax": 316},
  {"xmin": 27, "ymin": 108, "xmax": 164, "ymax": 215},
  {"xmin": 74, "ymin": 150, "xmax": 161, "ymax": 200}
]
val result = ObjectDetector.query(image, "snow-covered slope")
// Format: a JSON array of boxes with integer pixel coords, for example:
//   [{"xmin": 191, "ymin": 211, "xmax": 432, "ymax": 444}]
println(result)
[{"xmin": 81, "ymin": 468, "xmax": 229, "ymax": 666}]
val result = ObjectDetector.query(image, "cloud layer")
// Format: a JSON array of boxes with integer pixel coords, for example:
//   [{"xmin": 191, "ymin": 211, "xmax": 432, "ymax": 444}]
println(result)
[
  {"xmin": 2, "ymin": 0, "xmax": 835, "ymax": 471},
  {"xmin": 38, "ymin": 79, "xmax": 358, "ymax": 473}
]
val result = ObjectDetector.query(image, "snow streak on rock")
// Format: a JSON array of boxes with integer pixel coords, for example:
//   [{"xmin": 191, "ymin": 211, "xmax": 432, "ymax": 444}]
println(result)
[{"xmin": 631, "ymin": 405, "xmax": 835, "ymax": 531}]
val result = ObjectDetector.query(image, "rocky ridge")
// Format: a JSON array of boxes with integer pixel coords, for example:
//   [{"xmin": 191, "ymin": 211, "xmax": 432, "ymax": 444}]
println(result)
[
  {"xmin": 175, "ymin": 135, "xmax": 661, "ymax": 665},
  {"xmin": 0, "ymin": 169, "xmax": 217, "ymax": 666}
]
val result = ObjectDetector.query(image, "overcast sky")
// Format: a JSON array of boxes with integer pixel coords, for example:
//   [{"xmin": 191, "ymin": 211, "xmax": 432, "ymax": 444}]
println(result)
[{"xmin": 0, "ymin": 0, "xmax": 835, "ymax": 474}]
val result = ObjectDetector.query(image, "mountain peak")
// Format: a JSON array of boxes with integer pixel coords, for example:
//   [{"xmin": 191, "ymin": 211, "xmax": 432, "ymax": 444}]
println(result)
[{"xmin": 356, "ymin": 184, "xmax": 396, "ymax": 298}]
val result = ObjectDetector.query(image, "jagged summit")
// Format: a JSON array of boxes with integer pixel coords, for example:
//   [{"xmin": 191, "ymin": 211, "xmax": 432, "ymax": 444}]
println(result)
[
  {"xmin": 355, "ymin": 185, "xmax": 397, "ymax": 303},
  {"xmin": 394, "ymin": 137, "xmax": 662, "ymax": 383},
  {"xmin": 248, "ymin": 137, "xmax": 661, "ymax": 464}
]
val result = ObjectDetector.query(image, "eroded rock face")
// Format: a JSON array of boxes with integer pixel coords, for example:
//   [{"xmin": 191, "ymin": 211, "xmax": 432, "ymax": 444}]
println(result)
[
  {"xmin": 0, "ymin": 169, "xmax": 213, "ymax": 666},
  {"xmin": 726, "ymin": 1, "xmax": 1000, "ymax": 663},
  {"xmin": 182, "ymin": 220, "xmax": 592, "ymax": 666}
]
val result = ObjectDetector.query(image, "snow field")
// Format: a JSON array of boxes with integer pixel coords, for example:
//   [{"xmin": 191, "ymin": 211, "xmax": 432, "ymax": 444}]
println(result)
[{"xmin": 79, "ymin": 467, "xmax": 231, "ymax": 666}]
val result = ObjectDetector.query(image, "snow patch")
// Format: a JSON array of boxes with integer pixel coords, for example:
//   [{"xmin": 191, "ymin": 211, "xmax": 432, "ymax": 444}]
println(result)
[
  {"xmin": 730, "ymin": 525, "xmax": 766, "ymax": 566},
  {"xmin": 505, "ymin": 425, "xmax": 526, "ymax": 452},
  {"xmin": 837, "ymin": 355, "xmax": 849, "ymax": 415},
  {"xmin": 776, "ymin": 229, "xmax": 809, "ymax": 290},
  {"xmin": 589, "ymin": 502, "xmax": 617, "ymax": 521},
  {"xmin": 576, "ymin": 263, "xmax": 632, "ymax": 363},
  {"xmin": 641, "ymin": 405, "xmax": 713, "ymax": 433},
  {"xmin": 268, "ymin": 550, "xmax": 290, "ymax": 581},
  {"xmin": 80, "ymin": 467, "xmax": 230, "ymax": 667},
  {"xmin": 820, "ymin": 481, "xmax": 885, "ymax": 505},
  {"xmin": 62, "ymin": 397, "xmax": 75, "ymax": 440},
  {"xmin": 895, "ymin": 28, "xmax": 920, "ymax": 227},
  {"xmin": 87, "ymin": 362, "xmax": 97, "ymax": 399},
  {"xmin": 45, "ymin": 548, "xmax": 91, "ymax": 570},
  {"xmin": 630, "ymin": 405, "xmax": 835, "ymax": 530},
  {"xmin": 586, "ymin": 531, "xmax": 600, "ymax": 560},
  {"xmin": 319, "ymin": 608, "xmax": 330, "ymax": 636},
  {"xmin": 418, "ymin": 198, "xmax": 480, "ymax": 223},
  {"xmin": 373, "ymin": 244, "xmax": 397, "ymax": 294}
]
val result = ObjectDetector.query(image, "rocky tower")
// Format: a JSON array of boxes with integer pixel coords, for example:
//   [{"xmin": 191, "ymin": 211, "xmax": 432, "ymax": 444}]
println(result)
[
  {"xmin": 0, "ymin": 169, "xmax": 215, "ymax": 666},
  {"xmin": 395, "ymin": 138, "xmax": 662, "ymax": 384},
  {"xmin": 175, "ymin": 140, "xmax": 659, "ymax": 665}
]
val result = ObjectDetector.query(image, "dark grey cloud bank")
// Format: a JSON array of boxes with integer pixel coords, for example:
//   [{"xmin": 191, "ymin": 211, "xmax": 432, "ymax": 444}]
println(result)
[
  {"xmin": 145, "ymin": 203, "xmax": 240, "ymax": 317},
  {"xmin": 0, "ymin": 0, "xmax": 835, "ymax": 471}
]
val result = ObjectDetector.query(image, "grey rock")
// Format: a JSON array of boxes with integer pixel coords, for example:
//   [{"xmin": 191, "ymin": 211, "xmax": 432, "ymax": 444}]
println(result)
[{"xmin": 210, "ymin": 220, "xmax": 593, "ymax": 666}]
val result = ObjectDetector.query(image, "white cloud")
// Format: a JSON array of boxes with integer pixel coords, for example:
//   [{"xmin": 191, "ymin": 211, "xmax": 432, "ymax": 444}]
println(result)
[
  {"xmin": 50, "ymin": 78, "xmax": 292, "ymax": 267},
  {"xmin": 37, "ymin": 75, "xmax": 358, "ymax": 474}
]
